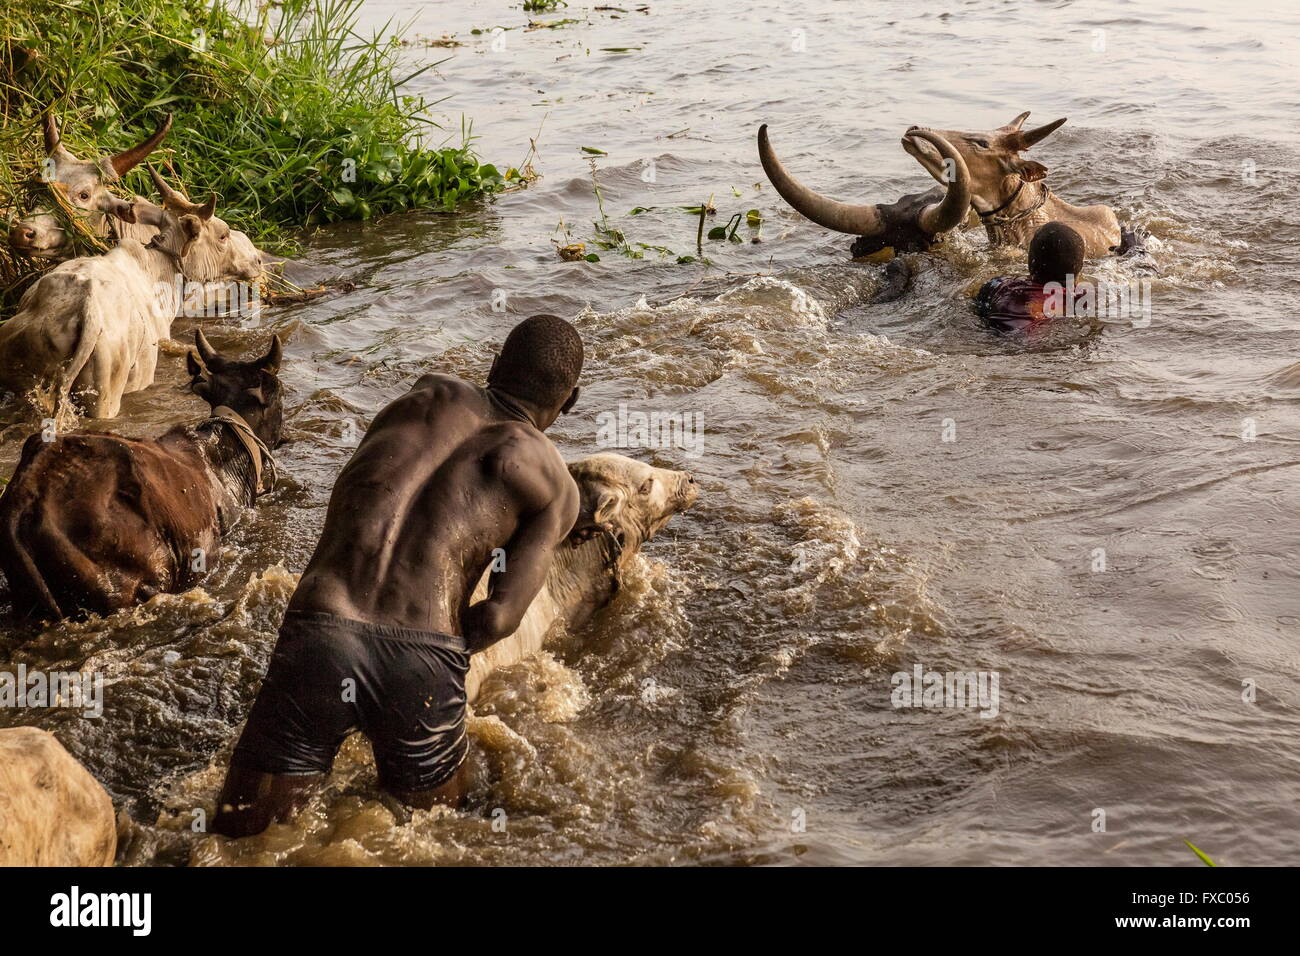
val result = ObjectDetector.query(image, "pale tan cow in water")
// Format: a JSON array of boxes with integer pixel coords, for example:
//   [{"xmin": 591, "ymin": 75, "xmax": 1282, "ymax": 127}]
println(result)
[
  {"xmin": 466, "ymin": 452, "xmax": 698, "ymax": 702},
  {"xmin": 9, "ymin": 114, "xmax": 268, "ymax": 286},
  {"xmin": 8, "ymin": 113, "xmax": 172, "ymax": 258},
  {"xmin": 901, "ymin": 112, "xmax": 1123, "ymax": 258},
  {"xmin": 0, "ymin": 727, "xmax": 116, "ymax": 866},
  {"xmin": 0, "ymin": 170, "xmax": 262, "ymax": 419}
]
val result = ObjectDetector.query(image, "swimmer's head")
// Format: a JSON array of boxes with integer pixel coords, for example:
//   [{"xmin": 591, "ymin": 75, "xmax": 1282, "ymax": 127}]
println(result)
[
  {"xmin": 1028, "ymin": 222, "xmax": 1085, "ymax": 285},
  {"xmin": 489, "ymin": 314, "xmax": 584, "ymax": 427}
]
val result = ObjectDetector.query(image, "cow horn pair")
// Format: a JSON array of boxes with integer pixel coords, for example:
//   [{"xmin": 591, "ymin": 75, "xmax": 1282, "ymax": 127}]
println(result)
[
  {"xmin": 43, "ymin": 112, "xmax": 173, "ymax": 179},
  {"xmin": 757, "ymin": 125, "xmax": 972, "ymax": 238},
  {"xmin": 193, "ymin": 329, "xmax": 282, "ymax": 373}
]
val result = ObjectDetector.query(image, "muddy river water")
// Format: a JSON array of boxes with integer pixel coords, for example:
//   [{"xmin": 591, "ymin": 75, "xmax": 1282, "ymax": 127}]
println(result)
[{"xmin": 2, "ymin": 0, "xmax": 1299, "ymax": 865}]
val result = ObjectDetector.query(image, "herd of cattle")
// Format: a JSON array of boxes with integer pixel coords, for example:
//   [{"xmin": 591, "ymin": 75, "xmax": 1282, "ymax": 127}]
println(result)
[
  {"xmin": 2, "ymin": 114, "xmax": 267, "ymax": 418},
  {"xmin": 0, "ymin": 106, "xmax": 1126, "ymax": 864},
  {"xmin": 0, "ymin": 114, "xmax": 701, "ymax": 865}
]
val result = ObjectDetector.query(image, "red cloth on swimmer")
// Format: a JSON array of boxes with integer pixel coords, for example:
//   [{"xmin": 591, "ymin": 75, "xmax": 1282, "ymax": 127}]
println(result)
[{"xmin": 973, "ymin": 276, "xmax": 1087, "ymax": 332}]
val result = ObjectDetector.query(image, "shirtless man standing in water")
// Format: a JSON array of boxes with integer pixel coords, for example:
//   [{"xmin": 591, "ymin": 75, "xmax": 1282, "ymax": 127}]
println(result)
[{"xmin": 213, "ymin": 315, "xmax": 583, "ymax": 837}]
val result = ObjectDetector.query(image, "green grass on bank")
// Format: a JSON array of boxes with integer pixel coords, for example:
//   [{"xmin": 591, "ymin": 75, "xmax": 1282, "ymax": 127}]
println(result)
[{"xmin": 0, "ymin": 0, "xmax": 514, "ymax": 255}]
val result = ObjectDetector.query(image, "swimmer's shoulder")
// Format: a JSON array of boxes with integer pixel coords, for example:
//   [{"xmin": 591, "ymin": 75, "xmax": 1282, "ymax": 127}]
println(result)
[
  {"xmin": 409, "ymin": 371, "xmax": 481, "ymax": 404},
  {"xmin": 480, "ymin": 423, "xmax": 575, "ymax": 513}
]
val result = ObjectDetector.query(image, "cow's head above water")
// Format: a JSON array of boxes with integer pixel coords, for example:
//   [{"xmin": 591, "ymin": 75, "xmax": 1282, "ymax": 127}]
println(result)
[
  {"xmin": 121, "ymin": 166, "xmax": 262, "ymax": 284},
  {"xmin": 568, "ymin": 453, "xmax": 699, "ymax": 560},
  {"xmin": 8, "ymin": 113, "xmax": 172, "ymax": 258},
  {"xmin": 185, "ymin": 328, "xmax": 285, "ymax": 449},
  {"xmin": 144, "ymin": 165, "xmax": 263, "ymax": 282},
  {"xmin": 758, "ymin": 125, "xmax": 972, "ymax": 257},
  {"xmin": 903, "ymin": 112, "xmax": 1067, "ymax": 216}
]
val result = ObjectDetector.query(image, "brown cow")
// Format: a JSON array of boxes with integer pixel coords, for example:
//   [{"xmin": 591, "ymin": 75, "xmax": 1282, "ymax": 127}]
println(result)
[
  {"xmin": 0, "ymin": 330, "xmax": 284, "ymax": 621},
  {"xmin": 901, "ymin": 113, "xmax": 1123, "ymax": 257}
]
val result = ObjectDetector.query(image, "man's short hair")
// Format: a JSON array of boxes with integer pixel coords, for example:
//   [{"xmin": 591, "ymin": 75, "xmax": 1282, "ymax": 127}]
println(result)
[
  {"xmin": 488, "ymin": 314, "xmax": 584, "ymax": 409},
  {"xmin": 1028, "ymin": 222, "xmax": 1086, "ymax": 285}
]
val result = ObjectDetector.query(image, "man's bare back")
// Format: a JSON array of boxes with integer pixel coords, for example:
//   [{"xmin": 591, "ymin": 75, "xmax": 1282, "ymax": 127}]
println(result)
[
  {"xmin": 214, "ymin": 315, "xmax": 585, "ymax": 836},
  {"xmin": 290, "ymin": 373, "xmax": 577, "ymax": 642}
]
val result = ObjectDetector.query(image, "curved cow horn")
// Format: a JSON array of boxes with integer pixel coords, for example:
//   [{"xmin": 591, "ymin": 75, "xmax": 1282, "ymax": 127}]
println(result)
[
  {"xmin": 43, "ymin": 113, "xmax": 62, "ymax": 153},
  {"xmin": 1016, "ymin": 117, "xmax": 1066, "ymax": 150},
  {"xmin": 146, "ymin": 162, "xmax": 195, "ymax": 212},
  {"xmin": 108, "ymin": 114, "xmax": 173, "ymax": 178},
  {"xmin": 1006, "ymin": 111, "xmax": 1031, "ymax": 131},
  {"xmin": 259, "ymin": 336, "xmax": 283, "ymax": 375},
  {"xmin": 757, "ymin": 124, "xmax": 886, "ymax": 237},
  {"xmin": 908, "ymin": 131, "xmax": 973, "ymax": 236},
  {"xmin": 195, "ymin": 193, "xmax": 217, "ymax": 221},
  {"xmin": 194, "ymin": 328, "xmax": 221, "ymax": 368},
  {"xmin": 42, "ymin": 113, "xmax": 76, "ymax": 162},
  {"xmin": 147, "ymin": 163, "xmax": 182, "ymax": 203}
]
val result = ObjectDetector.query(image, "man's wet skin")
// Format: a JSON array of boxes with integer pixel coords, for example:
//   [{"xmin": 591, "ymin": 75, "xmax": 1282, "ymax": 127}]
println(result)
[
  {"xmin": 213, "ymin": 315, "xmax": 583, "ymax": 837},
  {"xmin": 289, "ymin": 374, "xmax": 578, "ymax": 639}
]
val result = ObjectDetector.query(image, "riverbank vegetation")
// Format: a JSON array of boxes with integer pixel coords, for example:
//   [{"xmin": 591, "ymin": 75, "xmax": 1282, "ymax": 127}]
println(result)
[{"xmin": 1, "ymin": 0, "xmax": 512, "ymax": 278}]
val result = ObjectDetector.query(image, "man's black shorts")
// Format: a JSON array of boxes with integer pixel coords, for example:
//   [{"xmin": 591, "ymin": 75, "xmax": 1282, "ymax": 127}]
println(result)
[{"xmin": 231, "ymin": 610, "xmax": 470, "ymax": 792}]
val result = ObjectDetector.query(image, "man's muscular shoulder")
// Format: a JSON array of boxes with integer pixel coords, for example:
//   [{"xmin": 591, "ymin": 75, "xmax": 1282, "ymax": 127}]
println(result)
[
  {"xmin": 481, "ymin": 423, "xmax": 578, "ymax": 518},
  {"xmin": 409, "ymin": 372, "xmax": 480, "ymax": 405}
]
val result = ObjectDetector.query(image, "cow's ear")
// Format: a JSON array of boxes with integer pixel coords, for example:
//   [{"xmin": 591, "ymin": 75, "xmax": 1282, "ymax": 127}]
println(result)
[
  {"xmin": 567, "ymin": 483, "xmax": 624, "ymax": 545},
  {"xmin": 185, "ymin": 351, "xmax": 203, "ymax": 379},
  {"xmin": 180, "ymin": 214, "xmax": 204, "ymax": 242},
  {"xmin": 132, "ymin": 202, "xmax": 167, "ymax": 229},
  {"xmin": 1005, "ymin": 111, "xmax": 1031, "ymax": 131},
  {"xmin": 591, "ymin": 485, "xmax": 624, "ymax": 526},
  {"xmin": 98, "ymin": 194, "xmax": 136, "ymax": 223}
]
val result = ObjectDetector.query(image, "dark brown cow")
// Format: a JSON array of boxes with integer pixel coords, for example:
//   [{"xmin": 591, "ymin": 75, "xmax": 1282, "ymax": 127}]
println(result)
[{"xmin": 0, "ymin": 330, "xmax": 284, "ymax": 621}]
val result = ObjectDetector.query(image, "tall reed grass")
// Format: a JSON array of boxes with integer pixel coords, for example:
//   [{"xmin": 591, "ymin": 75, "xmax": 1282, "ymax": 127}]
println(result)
[{"xmin": 1, "ymin": 0, "xmax": 509, "ymax": 253}]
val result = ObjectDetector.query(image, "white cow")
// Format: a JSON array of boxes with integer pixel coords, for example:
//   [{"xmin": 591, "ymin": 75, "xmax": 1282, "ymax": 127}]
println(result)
[
  {"xmin": 466, "ymin": 453, "xmax": 699, "ymax": 702},
  {"xmin": 8, "ymin": 113, "xmax": 171, "ymax": 259},
  {"xmin": 0, "ymin": 179, "xmax": 261, "ymax": 420},
  {"xmin": 9, "ymin": 115, "xmax": 268, "ymax": 291}
]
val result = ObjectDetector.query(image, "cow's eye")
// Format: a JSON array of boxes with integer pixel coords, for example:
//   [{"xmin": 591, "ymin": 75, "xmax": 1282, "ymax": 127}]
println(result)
[
  {"xmin": 638, "ymin": 477, "xmax": 654, "ymax": 495},
  {"xmin": 971, "ymin": 139, "xmax": 989, "ymax": 150},
  {"xmin": 78, "ymin": 191, "xmax": 91, "ymax": 201}
]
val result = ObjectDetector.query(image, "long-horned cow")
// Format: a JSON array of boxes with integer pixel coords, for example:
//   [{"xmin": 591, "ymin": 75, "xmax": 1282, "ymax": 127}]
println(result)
[
  {"xmin": 902, "ymin": 112, "xmax": 1122, "ymax": 257},
  {"xmin": 9, "ymin": 115, "xmax": 267, "ymax": 288},
  {"xmin": 758, "ymin": 125, "xmax": 973, "ymax": 259},
  {"xmin": 466, "ymin": 453, "xmax": 698, "ymax": 703},
  {"xmin": 0, "ymin": 330, "xmax": 284, "ymax": 621},
  {"xmin": 0, "ymin": 171, "xmax": 262, "ymax": 419},
  {"xmin": 8, "ymin": 113, "xmax": 172, "ymax": 258}
]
